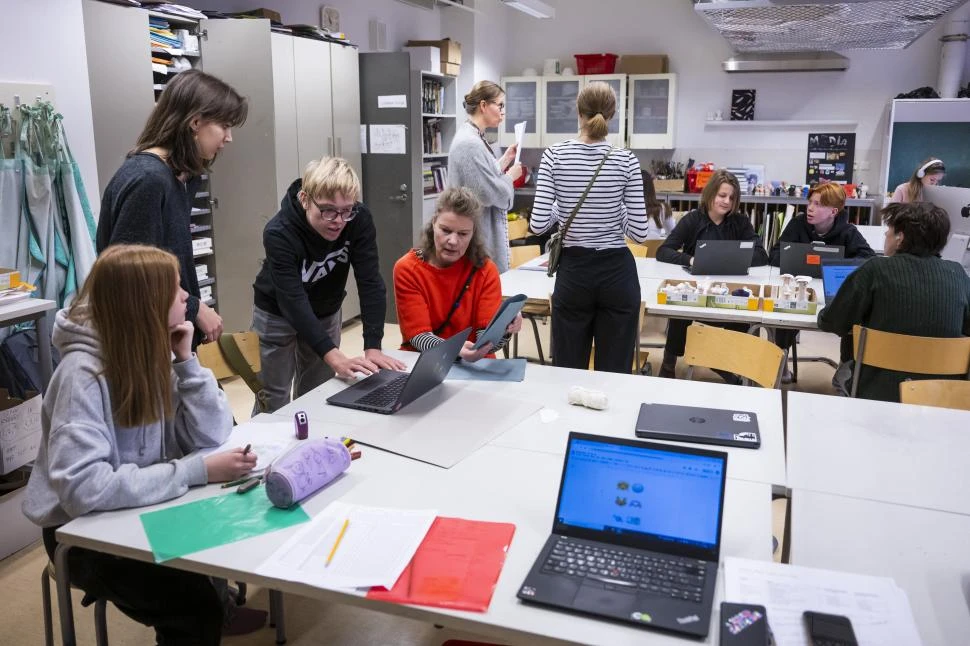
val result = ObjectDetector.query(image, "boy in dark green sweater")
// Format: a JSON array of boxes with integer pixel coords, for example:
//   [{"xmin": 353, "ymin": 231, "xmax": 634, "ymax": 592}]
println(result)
[{"xmin": 818, "ymin": 202, "xmax": 970, "ymax": 402}]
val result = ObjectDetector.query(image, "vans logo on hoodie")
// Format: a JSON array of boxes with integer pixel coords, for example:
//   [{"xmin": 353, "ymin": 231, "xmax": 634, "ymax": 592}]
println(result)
[{"xmin": 301, "ymin": 243, "xmax": 350, "ymax": 284}]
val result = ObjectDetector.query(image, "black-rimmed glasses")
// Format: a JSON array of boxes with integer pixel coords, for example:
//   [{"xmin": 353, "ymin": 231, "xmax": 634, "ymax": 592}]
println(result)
[{"xmin": 311, "ymin": 199, "xmax": 360, "ymax": 222}]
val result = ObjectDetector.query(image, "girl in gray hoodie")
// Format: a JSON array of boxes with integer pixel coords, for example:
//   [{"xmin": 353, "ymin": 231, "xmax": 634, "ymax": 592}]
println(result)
[{"xmin": 23, "ymin": 244, "xmax": 255, "ymax": 644}]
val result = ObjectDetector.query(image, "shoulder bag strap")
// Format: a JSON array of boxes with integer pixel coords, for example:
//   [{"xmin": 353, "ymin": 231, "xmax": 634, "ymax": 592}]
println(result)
[
  {"xmin": 558, "ymin": 149, "xmax": 613, "ymax": 243},
  {"xmin": 433, "ymin": 265, "xmax": 478, "ymax": 336},
  {"xmin": 217, "ymin": 333, "xmax": 263, "ymax": 396}
]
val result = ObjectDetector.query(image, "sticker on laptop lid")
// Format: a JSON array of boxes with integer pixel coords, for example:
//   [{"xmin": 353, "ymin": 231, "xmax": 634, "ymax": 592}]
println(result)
[
  {"xmin": 740, "ymin": 241, "xmax": 754, "ymax": 249},
  {"xmin": 733, "ymin": 431, "xmax": 759, "ymax": 443},
  {"xmin": 806, "ymin": 254, "xmax": 821, "ymax": 265},
  {"xmin": 732, "ymin": 412, "xmax": 752, "ymax": 423},
  {"xmin": 724, "ymin": 608, "xmax": 763, "ymax": 635}
]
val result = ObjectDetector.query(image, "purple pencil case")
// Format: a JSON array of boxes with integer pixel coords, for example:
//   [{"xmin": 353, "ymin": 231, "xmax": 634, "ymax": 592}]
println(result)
[{"xmin": 264, "ymin": 438, "xmax": 351, "ymax": 508}]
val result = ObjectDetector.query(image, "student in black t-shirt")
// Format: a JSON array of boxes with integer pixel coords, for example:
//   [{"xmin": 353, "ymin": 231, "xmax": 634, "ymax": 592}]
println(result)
[{"xmin": 96, "ymin": 70, "xmax": 247, "ymax": 347}]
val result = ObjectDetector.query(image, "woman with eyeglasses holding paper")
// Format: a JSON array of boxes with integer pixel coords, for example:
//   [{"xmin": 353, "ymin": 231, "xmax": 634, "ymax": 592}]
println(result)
[
  {"xmin": 252, "ymin": 157, "xmax": 405, "ymax": 413},
  {"xmin": 448, "ymin": 80, "xmax": 524, "ymax": 274}
]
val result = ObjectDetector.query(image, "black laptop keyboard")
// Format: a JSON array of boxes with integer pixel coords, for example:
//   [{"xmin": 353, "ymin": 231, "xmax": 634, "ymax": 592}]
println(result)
[
  {"xmin": 356, "ymin": 374, "xmax": 409, "ymax": 408},
  {"xmin": 543, "ymin": 538, "xmax": 707, "ymax": 603}
]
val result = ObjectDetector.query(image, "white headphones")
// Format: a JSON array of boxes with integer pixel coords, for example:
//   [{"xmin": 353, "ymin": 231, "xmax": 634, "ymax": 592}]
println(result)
[{"xmin": 916, "ymin": 159, "xmax": 944, "ymax": 178}]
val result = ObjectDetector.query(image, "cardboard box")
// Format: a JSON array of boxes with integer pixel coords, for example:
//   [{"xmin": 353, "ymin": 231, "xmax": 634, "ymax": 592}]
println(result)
[
  {"xmin": 656, "ymin": 280, "xmax": 709, "ymax": 307},
  {"xmin": 406, "ymin": 38, "xmax": 461, "ymax": 65},
  {"xmin": 404, "ymin": 46, "xmax": 440, "ymax": 74},
  {"xmin": 653, "ymin": 179, "xmax": 684, "ymax": 193},
  {"xmin": 0, "ymin": 484, "xmax": 40, "ymax": 560},
  {"xmin": 0, "ymin": 389, "xmax": 42, "ymax": 475},
  {"xmin": 0, "ymin": 268, "xmax": 21, "ymax": 291},
  {"xmin": 507, "ymin": 218, "xmax": 529, "ymax": 240},
  {"xmin": 762, "ymin": 285, "xmax": 819, "ymax": 315},
  {"xmin": 616, "ymin": 54, "xmax": 668, "ymax": 75},
  {"xmin": 231, "ymin": 8, "xmax": 282, "ymax": 24},
  {"xmin": 442, "ymin": 62, "xmax": 460, "ymax": 77},
  {"xmin": 707, "ymin": 283, "xmax": 762, "ymax": 311}
]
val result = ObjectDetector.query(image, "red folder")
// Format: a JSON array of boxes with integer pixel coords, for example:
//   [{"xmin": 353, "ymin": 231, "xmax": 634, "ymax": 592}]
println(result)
[{"xmin": 367, "ymin": 516, "xmax": 515, "ymax": 612}]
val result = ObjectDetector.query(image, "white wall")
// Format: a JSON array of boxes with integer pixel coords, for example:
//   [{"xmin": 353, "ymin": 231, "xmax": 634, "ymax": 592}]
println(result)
[
  {"xmin": 503, "ymin": 0, "xmax": 953, "ymax": 187},
  {"xmin": 0, "ymin": 0, "xmax": 99, "ymax": 213},
  {"xmin": 206, "ymin": 0, "xmax": 443, "ymax": 52}
]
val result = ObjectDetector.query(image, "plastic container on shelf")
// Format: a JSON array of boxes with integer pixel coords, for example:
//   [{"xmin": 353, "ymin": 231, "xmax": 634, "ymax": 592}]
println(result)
[{"xmin": 574, "ymin": 53, "xmax": 618, "ymax": 75}]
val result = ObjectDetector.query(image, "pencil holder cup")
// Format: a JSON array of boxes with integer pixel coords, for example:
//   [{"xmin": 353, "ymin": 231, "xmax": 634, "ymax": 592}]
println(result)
[{"xmin": 265, "ymin": 438, "xmax": 351, "ymax": 508}]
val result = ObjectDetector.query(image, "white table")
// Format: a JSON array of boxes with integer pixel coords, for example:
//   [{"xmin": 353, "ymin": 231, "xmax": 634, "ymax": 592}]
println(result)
[
  {"xmin": 55, "ymin": 415, "xmax": 774, "ymax": 645},
  {"xmin": 484, "ymin": 361, "xmax": 787, "ymax": 487},
  {"xmin": 787, "ymin": 391, "xmax": 970, "ymax": 516},
  {"xmin": 0, "ymin": 298, "xmax": 56, "ymax": 389},
  {"xmin": 790, "ymin": 489, "xmax": 970, "ymax": 646}
]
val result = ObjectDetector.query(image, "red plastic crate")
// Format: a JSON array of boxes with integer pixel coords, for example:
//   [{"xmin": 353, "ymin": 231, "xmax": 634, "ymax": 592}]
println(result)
[{"xmin": 574, "ymin": 53, "xmax": 618, "ymax": 75}]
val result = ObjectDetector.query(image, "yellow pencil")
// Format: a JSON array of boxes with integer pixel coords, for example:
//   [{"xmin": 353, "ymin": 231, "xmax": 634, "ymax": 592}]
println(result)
[{"xmin": 325, "ymin": 519, "xmax": 350, "ymax": 567}]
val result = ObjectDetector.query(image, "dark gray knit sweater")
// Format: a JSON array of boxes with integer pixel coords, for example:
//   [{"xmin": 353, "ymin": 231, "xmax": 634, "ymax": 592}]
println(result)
[{"xmin": 818, "ymin": 253, "xmax": 970, "ymax": 402}]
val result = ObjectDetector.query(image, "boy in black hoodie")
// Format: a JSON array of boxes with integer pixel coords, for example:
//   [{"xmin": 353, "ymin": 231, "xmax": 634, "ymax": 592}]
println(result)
[
  {"xmin": 768, "ymin": 183, "xmax": 874, "ymax": 381},
  {"xmin": 252, "ymin": 157, "xmax": 405, "ymax": 413}
]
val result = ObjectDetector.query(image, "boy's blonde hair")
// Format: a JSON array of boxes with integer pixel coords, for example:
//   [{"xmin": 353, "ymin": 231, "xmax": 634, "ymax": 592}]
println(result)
[{"xmin": 302, "ymin": 157, "xmax": 361, "ymax": 202}]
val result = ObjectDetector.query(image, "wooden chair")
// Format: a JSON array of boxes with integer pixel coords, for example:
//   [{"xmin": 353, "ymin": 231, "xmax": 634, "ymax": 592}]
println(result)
[
  {"xmin": 509, "ymin": 244, "xmax": 541, "ymax": 268},
  {"xmin": 899, "ymin": 380, "xmax": 970, "ymax": 411},
  {"xmin": 683, "ymin": 323, "xmax": 786, "ymax": 388},
  {"xmin": 625, "ymin": 238, "xmax": 663, "ymax": 259},
  {"xmin": 850, "ymin": 325, "xmax": 970, "ymax": 398}
]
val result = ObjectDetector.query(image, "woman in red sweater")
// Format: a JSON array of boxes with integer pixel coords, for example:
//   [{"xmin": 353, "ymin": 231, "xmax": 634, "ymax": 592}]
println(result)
[{"xmin": 394, "ymin": 187, "xmax": 522, "ymax": 361}]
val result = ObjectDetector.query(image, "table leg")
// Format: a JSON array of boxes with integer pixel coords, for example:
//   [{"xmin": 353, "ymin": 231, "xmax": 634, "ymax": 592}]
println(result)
[
  {"xmin": 37, "ymin": 312, "xmax": 53, "ymax": 390},
  {"xmin": 54, "ymin": 543, "xmax": 76, "ymax": 646}
]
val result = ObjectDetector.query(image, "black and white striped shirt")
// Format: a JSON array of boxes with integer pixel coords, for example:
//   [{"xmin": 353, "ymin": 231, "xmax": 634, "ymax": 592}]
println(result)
[{"xmin": 530, "ymin": 141, "xmax": 648, "ymax": 248}]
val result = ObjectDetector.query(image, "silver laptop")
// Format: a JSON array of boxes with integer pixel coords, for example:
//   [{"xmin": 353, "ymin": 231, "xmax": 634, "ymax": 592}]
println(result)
[{"xmin": 635, "ymin": 403, "xmax": 761, "ymax": 449}]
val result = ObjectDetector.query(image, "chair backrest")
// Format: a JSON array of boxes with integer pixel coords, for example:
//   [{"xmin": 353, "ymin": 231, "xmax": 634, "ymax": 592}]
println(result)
[
  {"xmin": 899, "ymin": 379, "xmax": 970, "ymax": 411},
  {"xmin": 625, "ymin": 238, "xmax": 663, "ymax": 258},
  {"xmin": 510, "ymin": 244, "xmax": 541, "ymax": 268},
  {"xmin": 851, "ymin": 325, "xmax": 970, "ymax": 397},
  {"xmin": 684, "ymin": 323, "xmax": 785, "ymax": 388},
  {"xmin": 196, "ymin": 332, "xmax": 261, "ymax": 381}
]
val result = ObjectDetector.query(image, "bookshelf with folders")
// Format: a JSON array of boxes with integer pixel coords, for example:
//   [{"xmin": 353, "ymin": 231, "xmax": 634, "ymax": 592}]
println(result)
[{"xmin": 418, "ymin": 71, "xmax": 457, "ymax": 201}]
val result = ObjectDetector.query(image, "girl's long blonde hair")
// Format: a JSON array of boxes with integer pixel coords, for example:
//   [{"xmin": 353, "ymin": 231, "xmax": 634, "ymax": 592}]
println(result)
[{"xmin": 70, "ymin": 245, "xmax": 179, "ymax": 427}]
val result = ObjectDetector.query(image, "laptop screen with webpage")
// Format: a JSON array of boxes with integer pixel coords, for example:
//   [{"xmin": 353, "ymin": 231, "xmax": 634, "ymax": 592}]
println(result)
[
  {"xmin": 821, "ymin": 259, "xmax": 866, "ymax": 302},
  {"xmin": 554, "ymin": 435, "xmax": 726, "ymax": 558}
]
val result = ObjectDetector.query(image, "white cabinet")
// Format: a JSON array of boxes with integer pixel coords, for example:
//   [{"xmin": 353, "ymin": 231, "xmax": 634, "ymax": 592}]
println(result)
[
  {"xmin": 583, "ymin": 74, "xmax": 628, "ymax": 148},
  {"xmin": 499, "ymin": 76, "xmax": 542, "ymax": 148},
  {"xmin": 627, "ymin": 73, "xmax": 677, "ymax": 149},
  {"xmin": 540, "ymin": 76, "xmax": 582, "ymax": 147}
]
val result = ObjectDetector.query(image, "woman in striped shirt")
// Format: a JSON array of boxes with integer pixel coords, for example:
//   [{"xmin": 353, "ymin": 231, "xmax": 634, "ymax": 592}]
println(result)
[{"xmin": 529, "ymin": 82, "xmax": 649, "ymax": 373}]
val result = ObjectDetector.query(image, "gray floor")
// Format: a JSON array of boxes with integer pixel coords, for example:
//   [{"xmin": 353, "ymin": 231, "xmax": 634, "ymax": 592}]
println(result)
[{"xmin": 0, "ymin": 316, "xmax": 841, "ymax": 645}]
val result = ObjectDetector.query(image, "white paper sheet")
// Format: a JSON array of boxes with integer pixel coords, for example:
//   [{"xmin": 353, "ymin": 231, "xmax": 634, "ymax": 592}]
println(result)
[
  {"xmin": 377, "ymin": 94, "xmax": 407, "ymax": 109},
  {"xmin": 513, "ymin": 121, "xmax": 526, "ymax": 164},
  {"xmin": 723, "ymin": 557, "xmax": 922, "ymax": 646},
  {"xmin": 369, "ymin": 124, "xmax": 407, "ymax": 154},
  {"xmin": 196, "ymin": 420, "xmax": 295, "ymax": 475},
  {"xmin": 257, "ymin": 501, "xmax": 437, "ymax": 590}
]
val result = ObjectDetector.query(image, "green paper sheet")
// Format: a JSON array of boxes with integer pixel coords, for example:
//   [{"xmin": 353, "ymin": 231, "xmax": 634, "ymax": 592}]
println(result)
[{"xmin": 140, "ymin": 487, "xmax": 310, "ymax": 562}]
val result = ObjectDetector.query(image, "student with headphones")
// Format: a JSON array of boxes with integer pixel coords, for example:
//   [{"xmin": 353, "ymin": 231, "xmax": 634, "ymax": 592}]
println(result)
[{"xmin": 890, "ymin": 158, "xmax": 945, "ymax": 203}]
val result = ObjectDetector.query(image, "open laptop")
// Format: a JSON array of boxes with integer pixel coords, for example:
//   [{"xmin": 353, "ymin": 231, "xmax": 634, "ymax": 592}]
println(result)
[
  {"xmin": 684, "ymin": 240, "xmax": 755, "ymax": 275},
  {"xmin": 326, "ymin": 328, "xmax": 470, "ymax": 414},
  {"xmin": 821, "ymin": 258, "xmax": 868, "ymax": 302},
  {"xmin": 635, "ymin": 403, "xmax": 761, "ymax": 449},
  {"xmin": 517, "ymin": 432, "xmax": 728, "ymax": 638},
  {"xmin": 779, "ymin": 242, "xmax": 844, "ymax": 279}
]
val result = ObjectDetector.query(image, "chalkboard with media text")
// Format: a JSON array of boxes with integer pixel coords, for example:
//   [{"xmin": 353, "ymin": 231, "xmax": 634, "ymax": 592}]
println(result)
[{"xmin": 806, "ymin": 132, "xmax": 855, "ymax": 184}]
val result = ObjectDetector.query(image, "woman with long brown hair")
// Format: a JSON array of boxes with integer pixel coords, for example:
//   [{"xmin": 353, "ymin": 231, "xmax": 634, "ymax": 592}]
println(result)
[
  {"xmin": 890, "ymin": 157, "xmax": 945, "ymax": 203},
  {"xmin": 394, "ymin": 187, "xmax": 521, "ymax": 362},
  {"xmin": 23, "ymin": 245, "xmax": 255, "ymax": 644},
  {"xmin": 96, "ymin": 69, "xmax": 248, "ymax": 347}
]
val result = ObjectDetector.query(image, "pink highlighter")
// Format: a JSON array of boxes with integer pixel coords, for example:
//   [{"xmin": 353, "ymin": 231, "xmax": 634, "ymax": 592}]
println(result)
[{"xmin": 294, "ymin": 411, "xmax": 309, "ymax": 440}]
